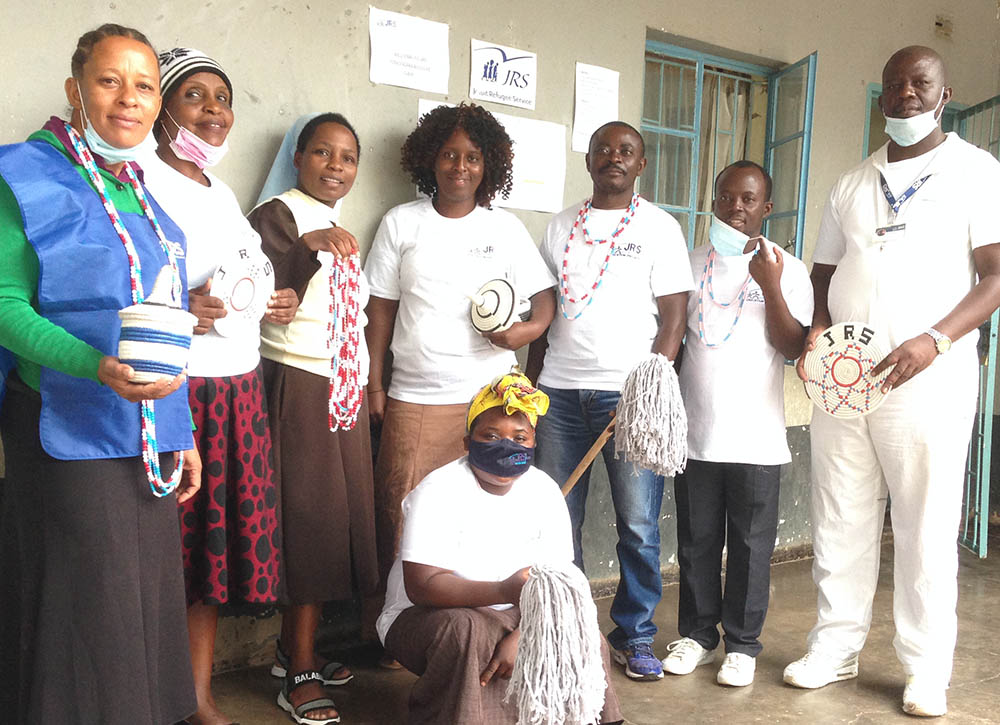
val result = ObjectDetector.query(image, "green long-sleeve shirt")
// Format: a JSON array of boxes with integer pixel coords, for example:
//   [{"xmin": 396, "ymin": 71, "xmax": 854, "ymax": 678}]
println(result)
[{"xmin": 0, "ymin": 129, "xmax": 143, "ymax": 390}]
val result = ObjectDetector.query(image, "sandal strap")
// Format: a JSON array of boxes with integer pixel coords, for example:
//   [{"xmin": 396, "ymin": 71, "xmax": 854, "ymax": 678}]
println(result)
[
  {"xmin": 294, "ymin": 696, "xmax": 338, "ymax": 719},
  {"xmin": 319, "ymin": 661, "xmax": 347, "ymax": 679},
  {"xmin": 286, "ymin": 670, "xmax": 325, "ymax": 695}
]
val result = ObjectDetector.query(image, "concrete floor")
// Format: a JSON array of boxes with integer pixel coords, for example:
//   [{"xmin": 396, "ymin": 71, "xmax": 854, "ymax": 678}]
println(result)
[{"xmin": 211, "ymin": 539, "xmax": 1000, "ymax": 724}]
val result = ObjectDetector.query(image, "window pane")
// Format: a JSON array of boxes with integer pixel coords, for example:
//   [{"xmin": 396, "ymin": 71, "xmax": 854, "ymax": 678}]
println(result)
[
  {"xmin": 653, "ymin": 133, "xmax": 692, "ymax": 208},
  {"xmin": 662, "ymin": 62, "xmax": 697, "ymax": 130},
  {"xmin": 770, "ymin": 137, "xmax": 803, "ymax": 214},
  {"xmin": 766, "ymin": 215, "xmax": 797, "ymax": 255},
  {"xmin": 642, "ymin": 61, "xmax": 661, "ymax": 126},
  {"xmin": 773, "ymin": 64, "xmax": 807, "ymax": 139}
]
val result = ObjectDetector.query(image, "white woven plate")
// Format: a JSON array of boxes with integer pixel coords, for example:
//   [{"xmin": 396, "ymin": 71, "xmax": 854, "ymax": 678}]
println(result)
[
  {"xmin": 803, "ymin": 321, "xmax": 892, "ymax": 419},
  {"xmin": 470, "ymin": 278, "xmax": 518, "ymax": 333},
  {"xmin": 210, "ymin": 247, "xmax": 275, "ymax": 337}
]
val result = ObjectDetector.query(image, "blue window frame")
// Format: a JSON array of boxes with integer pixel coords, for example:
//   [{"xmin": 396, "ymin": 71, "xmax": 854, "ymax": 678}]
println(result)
[{"xmin": 640, "ymin": 41, "xmax": 817, "ymax": 258}]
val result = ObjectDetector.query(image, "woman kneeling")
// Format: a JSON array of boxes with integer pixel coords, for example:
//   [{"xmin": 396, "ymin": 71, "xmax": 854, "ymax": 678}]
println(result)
[{"xmin": 376, "ymin": 372, "xmax": 623, "ymax": 725}]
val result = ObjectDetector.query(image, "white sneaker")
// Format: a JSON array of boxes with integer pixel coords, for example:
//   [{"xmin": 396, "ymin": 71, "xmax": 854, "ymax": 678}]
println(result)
[
  {"xmin": 716, "ymin": 652, "xmax": 755, "ymax": 687},
  {"xmin": 783, "ymin": 649, "xmax": 859, "ymax": 688},
  {"xmin": 661, "ymin": 637, "xmax": 716, "ymax": 675},
  {"xmin": 902, "ymin": 675, "xmax": 947, "ymax": 717}
]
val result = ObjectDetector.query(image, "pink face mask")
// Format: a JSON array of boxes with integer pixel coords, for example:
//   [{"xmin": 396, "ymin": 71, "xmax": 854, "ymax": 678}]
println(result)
[{"xmin": 163, "ymin": 110, "xmax": 230, "ymax": 168}]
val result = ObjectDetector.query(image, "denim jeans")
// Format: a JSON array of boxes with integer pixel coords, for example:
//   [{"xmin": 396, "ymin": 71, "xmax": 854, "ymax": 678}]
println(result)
[{"xmin": 535, "ymin": 384, "xmax": 664, "ymax": 649}]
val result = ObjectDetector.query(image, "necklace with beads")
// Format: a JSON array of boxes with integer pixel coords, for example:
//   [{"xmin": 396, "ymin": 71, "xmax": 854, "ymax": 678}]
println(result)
[
  {"xmin": 558, "ymin": 194, "xmax": 639, "ymax": 321},
  {"xmin": 65, "ymin": 122, "xmax": 185, "ymax": 497},
  {"xmin": 696, "ymin": 248, "xmax": 753, "ymax": 348},
  {"xmin": 327, "ymin": 253, "xmax": 364, "ymax": 431}
]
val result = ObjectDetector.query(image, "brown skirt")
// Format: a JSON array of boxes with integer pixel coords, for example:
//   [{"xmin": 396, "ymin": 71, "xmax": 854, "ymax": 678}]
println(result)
[
  {"xmin": 373, "ymin": 398, "xmax": 468, "ymax": 584},
  {"xmin": 0, "ymin": 377, "xmax": 195, "ymax": 724},
  {"xmin": 262, "ymin": 359, "xmax": 378, "ymax": 604},
  {"xmin": 385, "ymin": 605, "xmax": 623, "ymax": 725}
]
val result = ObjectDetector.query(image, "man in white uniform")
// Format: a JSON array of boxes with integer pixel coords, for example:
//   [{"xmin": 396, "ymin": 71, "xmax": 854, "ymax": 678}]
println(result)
[
  {"xmin": 527, "ymin": 121, "xmax": 693, "ymax": 681},
  {"xmin": 785, "ymin": 46, "xmax": 1000, "ymax": 717}
]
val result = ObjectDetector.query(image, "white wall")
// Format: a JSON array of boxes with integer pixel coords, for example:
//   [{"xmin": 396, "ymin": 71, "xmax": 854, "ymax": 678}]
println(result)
[{"xmin": 2, "ymin": 0, "xmax": 997, "ymax": 253}]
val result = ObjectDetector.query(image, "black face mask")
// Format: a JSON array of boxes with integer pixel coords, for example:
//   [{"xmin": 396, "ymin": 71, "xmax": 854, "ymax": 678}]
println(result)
[{"xmin": 467, "ymin": 438, "xmax": 535, "ymax": 477}]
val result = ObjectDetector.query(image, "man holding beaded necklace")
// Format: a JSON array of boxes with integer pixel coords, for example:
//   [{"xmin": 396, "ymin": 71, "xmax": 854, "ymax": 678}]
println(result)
[
  {"xmin": 663, "ymin": 161, "xmax": 812, "ymax": 687},
  {"xmin": 526, "ymin": 121, "xmax": 693, "ymax": 681}
]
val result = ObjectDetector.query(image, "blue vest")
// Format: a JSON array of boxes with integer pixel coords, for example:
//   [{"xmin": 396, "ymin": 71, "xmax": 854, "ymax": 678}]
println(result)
[{"xmin": 0, "ymin": 140, "xmax": 193, "ymax": 460}]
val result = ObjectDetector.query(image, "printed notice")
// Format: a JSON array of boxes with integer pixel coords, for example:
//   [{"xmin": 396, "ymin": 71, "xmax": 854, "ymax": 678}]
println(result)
[
  {"xmin": 418, "ymin": 99, "xmax": 565, "ymax": 214},
  {"xmin": 469, "ymin": 39, "xmax": 537, "ymax": 110},
  {"xmin": 369, "ymin": 7, "xmax": 449, "ymax": 94},
  {"xmin": 572, "ymin": 62, "xmax": 619, "ymax": 153}
]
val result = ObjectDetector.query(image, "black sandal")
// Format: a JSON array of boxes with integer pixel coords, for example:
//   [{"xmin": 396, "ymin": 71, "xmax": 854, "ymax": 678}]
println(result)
[{"xmin": 276, "ymin": 670, "xmax": 341, "ymax": 724}]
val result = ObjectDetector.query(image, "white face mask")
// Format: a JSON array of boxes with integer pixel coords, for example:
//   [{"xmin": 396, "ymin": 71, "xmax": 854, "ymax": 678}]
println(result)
[
  {"xmin": 883, "ymin": 88, "xmax": 946, "ymax": 147},
  {"xmin": 76, "ymin": 80, "xmax": 147, "ymax": 163},
  {"xmin": 708, "ymin": 215, "xmax": 751, "ymax": 256}
]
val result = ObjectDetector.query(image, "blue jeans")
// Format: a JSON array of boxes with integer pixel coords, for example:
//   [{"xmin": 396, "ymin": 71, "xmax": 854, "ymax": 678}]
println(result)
[{"xmin": 535, "ymin": 384, "xmax": 664, "ymax": 649}]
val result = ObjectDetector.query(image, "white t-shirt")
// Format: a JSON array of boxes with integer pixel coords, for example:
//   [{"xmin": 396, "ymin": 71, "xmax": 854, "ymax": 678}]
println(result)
[
  {"xmin": 376, "ymin": 457, "xmax": 573, "ymax": 644},
  {"xmin": 813, "ymin": 134, "xmax": 1000, "ymax": 359},
  {"xmin": 143, "ymin": 153, "xmax": 263, "ymax": 378},
  {"xmin": 365, "ymin": 198, "xmax": 555, "ymax": 404},
  {"xmin": 538, "ymin": 198, "xmax": 694, "ymax": 391},
  {"xmin": 258, "ymin": 190, "xmax": 371, "ymax": 383},
  {"xmin": 680, "ymin": 240, "xmax": 813, "ymax": 465}
]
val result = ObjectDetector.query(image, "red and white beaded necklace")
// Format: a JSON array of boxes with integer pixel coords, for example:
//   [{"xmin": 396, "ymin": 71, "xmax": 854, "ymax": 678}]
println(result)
[
  {"xmin": 65, "ymin": 122, "xmax": 184, "ymax": 497},
  {"xmin": 558, "ymin": 194, "xmax": 638, "ymax": 320},
  {"xmin": 696, "ymin": 248, "xmax": 753, "ymax": 348},
  {"xmin": 327, "ymin": 253, "xmax": 364, "ymax": 431}
]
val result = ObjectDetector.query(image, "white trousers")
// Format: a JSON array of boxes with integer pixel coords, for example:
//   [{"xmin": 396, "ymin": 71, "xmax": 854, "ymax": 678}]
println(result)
[{"xmin": 807, "ymin": 350, "xmax": 978, "ymax": 681}]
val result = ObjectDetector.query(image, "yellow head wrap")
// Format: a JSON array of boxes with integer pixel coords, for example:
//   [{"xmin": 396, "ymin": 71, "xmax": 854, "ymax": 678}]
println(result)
[{"xmin": 467, "ymin": 371, "xmax": 550, "ymax": 431}]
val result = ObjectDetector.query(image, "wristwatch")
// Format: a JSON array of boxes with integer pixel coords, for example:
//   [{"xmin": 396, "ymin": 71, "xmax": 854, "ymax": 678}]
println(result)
[{"xmin": 925, "ymin": 328, "xmax": 952, "ymax": 354}]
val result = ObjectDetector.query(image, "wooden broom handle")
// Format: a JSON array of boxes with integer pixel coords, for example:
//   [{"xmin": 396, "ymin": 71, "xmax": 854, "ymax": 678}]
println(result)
[{"xmin": 561, "ymin": 415, "xmax": 616, "ymax": 497}]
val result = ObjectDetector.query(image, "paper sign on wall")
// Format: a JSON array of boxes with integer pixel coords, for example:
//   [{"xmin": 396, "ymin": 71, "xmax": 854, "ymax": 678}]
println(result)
[
  {"xmin": 469, "ymin": 39, "xmax": 537, "ymax": 110},
  {"xmin": 572, "ymin": 62, "xmax": 619, "ymax": 153},
  {"xmin": 418, "ymin": 99, "xmax": 565, "ymax": 214},
  {"xmin": 369, "ymin": 7, "xmax": 449, "ymax": 95}
]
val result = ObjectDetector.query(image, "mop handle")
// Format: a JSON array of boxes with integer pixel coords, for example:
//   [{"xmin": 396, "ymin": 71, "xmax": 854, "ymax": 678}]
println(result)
[{"xmin": 561, "ymin": 415, "xmax": 616, "ymax": 497}]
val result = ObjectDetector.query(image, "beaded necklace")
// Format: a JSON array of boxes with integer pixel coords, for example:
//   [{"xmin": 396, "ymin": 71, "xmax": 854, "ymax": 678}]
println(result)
[
  {"xmin": 65, "ymin": 122, "xmax": 185, "ymax": 497},
  {"xmin": 696, "ymin": 248, "xmax": 753, "ymax": 348},
  {"xmin": 558, "ymin": 194, "xmax": 639, "ymax": 321},
  {"xmin": 327, "ymin": 253, "xmax": 364, "ymax": 431}
]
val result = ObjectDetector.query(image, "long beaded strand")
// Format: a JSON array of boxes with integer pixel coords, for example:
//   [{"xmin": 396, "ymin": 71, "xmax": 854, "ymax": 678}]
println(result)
[
  {"xmin": 327, "ymin": 254, "xmax": 364, "ymax": 431},
  {"xmin": 558, "ymin": 194, "xmax": 639, "ymax": 321},
  {"xmin": 65, "ymin": 123, "xmax": 185, "ymax": 497},
  {"xmin": 696, "ymin": 248, "xmax": 753, "ymax": 348}
]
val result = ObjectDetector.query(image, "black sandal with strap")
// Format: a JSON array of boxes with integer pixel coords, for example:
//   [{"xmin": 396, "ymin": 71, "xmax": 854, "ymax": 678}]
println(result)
[{"xmin": 277, "ymin": 670, "xmax": 341, "ymax": 724}]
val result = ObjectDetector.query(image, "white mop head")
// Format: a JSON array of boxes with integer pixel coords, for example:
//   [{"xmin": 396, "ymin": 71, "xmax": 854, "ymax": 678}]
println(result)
[
  {"xmin": 614, "ymin": 353, "xmax": 688, "ymax": 476},
  {"xmin": 504, "ymin": 564, "xmax": 605, "ymax": 725}
]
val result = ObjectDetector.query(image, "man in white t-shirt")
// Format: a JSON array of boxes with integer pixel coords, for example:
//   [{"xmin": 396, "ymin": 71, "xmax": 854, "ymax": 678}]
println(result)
[
  {"xmin": 784, "ymin": 47, "xmax": 1000, "ymax": 717},
  {"xmin": 662, "ymin": 161, "xmax": 812, "ymax": 687},
  {"xmin": 526, "ymin": 121, "xmax": 694, "ymax": 681}
]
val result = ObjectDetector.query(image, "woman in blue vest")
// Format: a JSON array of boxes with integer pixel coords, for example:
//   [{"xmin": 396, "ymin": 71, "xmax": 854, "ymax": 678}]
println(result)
[{"xmin": 0, "ymin": 23, "xmax": 201, "ymax": 724}]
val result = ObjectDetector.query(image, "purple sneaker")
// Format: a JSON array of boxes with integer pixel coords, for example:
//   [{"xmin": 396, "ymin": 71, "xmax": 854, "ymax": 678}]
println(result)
[{"xmin": 612, "ymin": 642, "xmax": 664, "ymax": 681}]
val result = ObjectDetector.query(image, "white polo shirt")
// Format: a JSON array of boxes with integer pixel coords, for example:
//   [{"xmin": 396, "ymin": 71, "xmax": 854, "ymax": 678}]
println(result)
[
  {"xmin": 538, "ymin": 197, "xmax": 694, "ymax": 391},
  {"xmin": 680, "ymin": 240, "xmax": 813, "ymax": 465},
  {"xmin": 813, "ymin": 134, "xmax": 1000, "ymax": 359}
]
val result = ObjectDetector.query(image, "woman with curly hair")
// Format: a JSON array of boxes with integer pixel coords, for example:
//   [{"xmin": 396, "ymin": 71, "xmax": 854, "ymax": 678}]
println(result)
[{"xmin": 364, "ymin": 103, "xmax": 555, "ymax": 654}]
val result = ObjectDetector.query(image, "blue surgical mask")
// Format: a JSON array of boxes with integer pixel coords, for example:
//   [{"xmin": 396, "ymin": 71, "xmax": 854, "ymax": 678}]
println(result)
[
  {"xmin": 883, "ymin": 89, "xmax": 945, "ymax": 147},
  {"xmin": 708, "ymin": 215, "xmax": 751, "ymax": 256},
  {"xmin": 468, "ymin": 438, "xmax": 535, "ymax": 478},
  {"xmin": 76, "ymin": 80, "xmax": 146, "ymax": 164}
]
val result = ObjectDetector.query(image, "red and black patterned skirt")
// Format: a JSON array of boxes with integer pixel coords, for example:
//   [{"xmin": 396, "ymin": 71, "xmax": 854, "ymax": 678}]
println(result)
[{"xmin": 180, "ymin": 367, "xmax": 281, "ymax": 605}]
